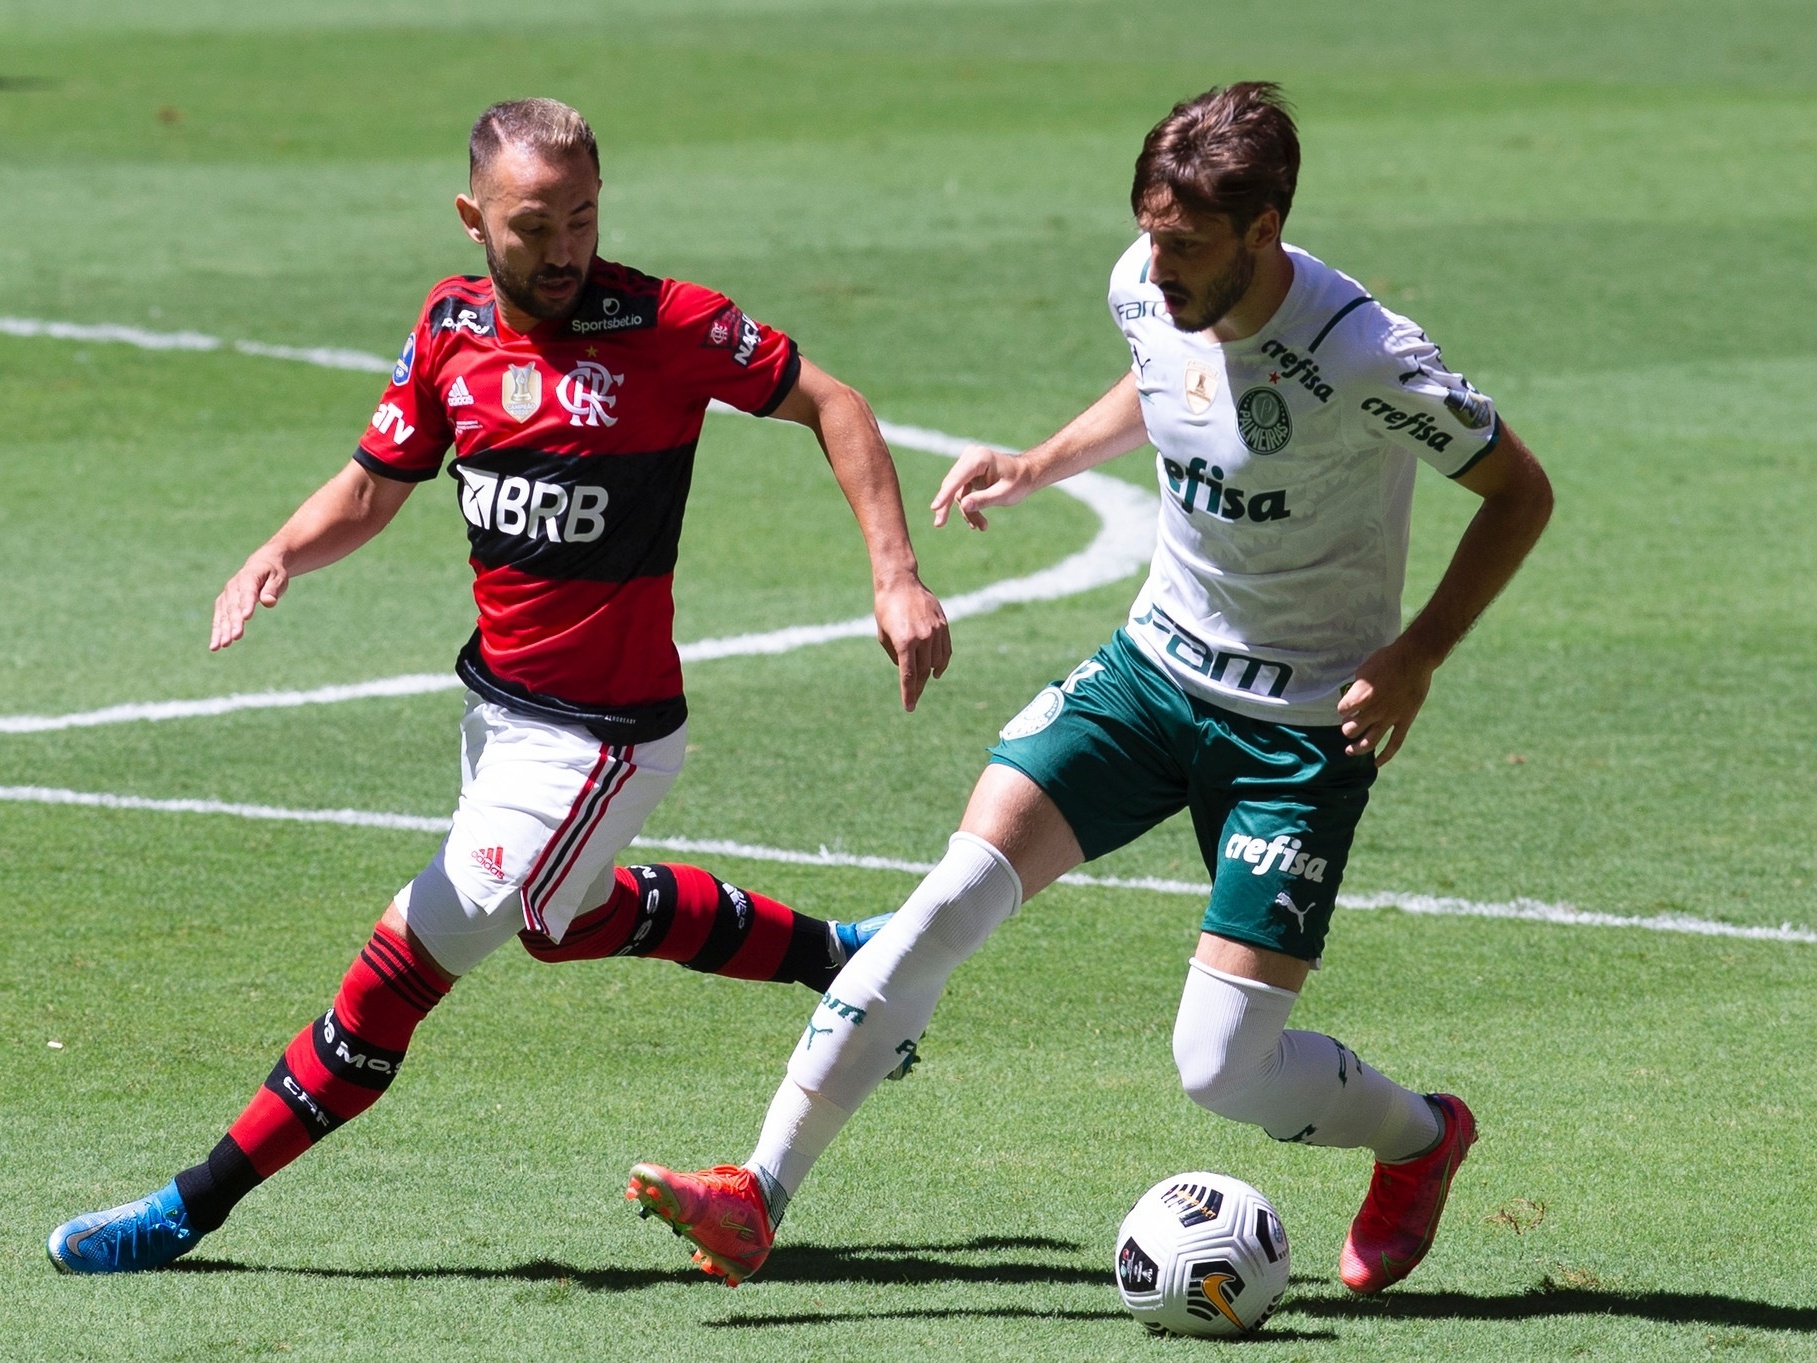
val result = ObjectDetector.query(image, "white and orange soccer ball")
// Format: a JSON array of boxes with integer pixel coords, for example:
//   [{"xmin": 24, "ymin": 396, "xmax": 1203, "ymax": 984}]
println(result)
[{"xmin": 1114, "ymin": 1172, "xmax": 1291, "ymax": 1337}]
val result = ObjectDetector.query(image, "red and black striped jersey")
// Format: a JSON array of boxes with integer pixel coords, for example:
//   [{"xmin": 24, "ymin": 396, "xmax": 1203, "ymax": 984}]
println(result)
[{"xmin": 354, "ymin": 258, "xmax": 800, "ymax": 741}]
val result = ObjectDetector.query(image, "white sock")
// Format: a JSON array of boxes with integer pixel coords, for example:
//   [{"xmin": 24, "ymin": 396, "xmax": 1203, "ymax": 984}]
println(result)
[
  {"xmin": 754, "ymin": 832, "xmax": 1019, "ymax": 1201},
  {"xmin": 1173, "ymin": 960, "xmax": 1440, "ymax": 1158},
  {"xmin": 746, "ymin": 1078, "xmax": 850, "ymax": 1223}
]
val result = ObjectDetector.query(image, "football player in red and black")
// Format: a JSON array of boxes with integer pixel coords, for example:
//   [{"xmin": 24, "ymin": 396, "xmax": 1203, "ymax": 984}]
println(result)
[{"xmin": 47, "ymin": 98, "xmax": 951, "ymax": 1275}]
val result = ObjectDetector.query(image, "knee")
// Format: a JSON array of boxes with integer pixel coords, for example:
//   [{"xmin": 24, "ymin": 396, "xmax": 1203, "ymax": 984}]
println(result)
[
  {"xmin": 1174, "ymin": 1031, "xmax": 1275, "ymax": 1117},
  {"xmin": 1172, "ymin": 961, "xmax": 1294, "ymax": 1119},
  {"xmin": 908, "ymin": 833, "xmax": 1023, "ymax": 963}
]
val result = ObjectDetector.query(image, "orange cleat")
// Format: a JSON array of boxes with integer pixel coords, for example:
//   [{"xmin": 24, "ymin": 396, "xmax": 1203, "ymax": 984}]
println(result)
[
  {"xmin": 1339, "ymin": 1093, "xmax": 1477, "ymax": 1294},
  {"xmin": 626, "ymin": 1162, "xmax": 773, "ymax": 1285}
]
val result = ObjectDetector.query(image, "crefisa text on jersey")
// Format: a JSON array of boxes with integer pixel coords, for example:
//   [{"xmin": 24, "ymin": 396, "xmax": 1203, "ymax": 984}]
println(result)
[
  {"xmin": 1357, "ymin": 396, "xmax": 1454, "ymax": 452},
  {"xmin": 1257, "ymin": 338, "xmax": 1333, "ymax": 402},
  {"xmin": 1162, "ymin": 457, "xmax": 1291, "ymax": 523}
]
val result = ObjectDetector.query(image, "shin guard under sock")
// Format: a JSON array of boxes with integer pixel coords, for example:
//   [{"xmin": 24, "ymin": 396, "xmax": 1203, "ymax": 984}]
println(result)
[
  {"xmin": 174, "ymin": 923, "xmax": 449, "ymax": 1231},
  {"xmin": 519, "ymin": 863, "xmax": 844, "ymax": 989}
]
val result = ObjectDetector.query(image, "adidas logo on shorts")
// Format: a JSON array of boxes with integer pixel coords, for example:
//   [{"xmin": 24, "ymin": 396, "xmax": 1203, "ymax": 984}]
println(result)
[{"xmin": 470, "ymin": 845, "xmax": 507, "ymax": 880}]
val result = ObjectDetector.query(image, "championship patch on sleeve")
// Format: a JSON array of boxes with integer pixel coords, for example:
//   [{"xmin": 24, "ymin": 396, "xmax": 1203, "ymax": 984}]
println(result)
[
  {"xmin": 391, "ymin": 332, "xmax": 416, "ymax": 386},
  {"xmin": 1443, "ymin": 380, "xmax": 1495, "ymax": 430},
  {"xmin": 702, "ymin": 303, "xmax": 763, "ymax": 366}
]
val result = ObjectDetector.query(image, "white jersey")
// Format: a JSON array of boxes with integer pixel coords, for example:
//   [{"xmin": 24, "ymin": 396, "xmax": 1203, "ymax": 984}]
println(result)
[{"xmin": 1113, "ymin": 238, "xmax": 1501, "ymax": 725}]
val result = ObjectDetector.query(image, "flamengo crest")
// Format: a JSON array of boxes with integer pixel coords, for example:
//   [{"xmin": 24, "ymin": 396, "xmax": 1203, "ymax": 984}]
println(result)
[
  {"xmin": 557, "ymin": 361, "xmax": 624, "ymax": 427},
  {"xmin": 502, "ymin": 363, "xmax": 542, "ymax": 422}
]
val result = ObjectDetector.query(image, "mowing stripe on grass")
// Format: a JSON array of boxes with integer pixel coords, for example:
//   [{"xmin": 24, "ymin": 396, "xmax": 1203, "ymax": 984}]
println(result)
[
  {"xmin": 0, "ymin": 320, "xmax": 1154, "ymax": 734},
  {"xmin": 4, "ymin": 783, "xmax": 1812, "ymax": 946}
]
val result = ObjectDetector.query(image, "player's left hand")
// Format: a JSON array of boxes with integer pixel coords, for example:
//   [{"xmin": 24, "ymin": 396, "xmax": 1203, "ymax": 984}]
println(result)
[
  {"xmin": 1338, "ymin": 640, "xmax": 1437, "ymax": 765},
  {"xmin": 874, "ymin": 578, "xmax": 952, "ymax": 712}
]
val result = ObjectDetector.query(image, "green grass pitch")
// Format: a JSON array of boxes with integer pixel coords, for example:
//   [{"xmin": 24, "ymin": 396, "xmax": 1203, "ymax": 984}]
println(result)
[{"xmin": 3, "ymin": 2, "xmax": 1816, "ymax": 1358}]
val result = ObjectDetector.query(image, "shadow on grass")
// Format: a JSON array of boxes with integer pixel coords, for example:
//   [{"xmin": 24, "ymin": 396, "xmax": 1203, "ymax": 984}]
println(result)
[
  {"xmin": 172, "ymin": 1257, "xmax": 672, "ymax": 1292},
  {"xmin": 171, "ymin": 1234, "xmax": 1100, "ymax": 1292},
  {"xmin": 1285, "ymin": 1287, "xmax": 1817, "ymax": 1333},
  {"xmin": 704, "ymin": 1307, "xmax": 1336, "ymax": 1341}
]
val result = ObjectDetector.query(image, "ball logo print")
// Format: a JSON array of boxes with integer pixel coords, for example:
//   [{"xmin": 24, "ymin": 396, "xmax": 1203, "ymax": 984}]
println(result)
[
  {"xmin": 1114, "ymin": 1172, "xmax": 1290, "ymax": 1337},
  {"xmin": 1185, "ymin": 1259, "xmax": 1247, "ymax": 1330},
  {"xmin": 1236, "ymin": 386, "xmax": 1292, "ymax": 454},
  {"xmin": 557, "ymin": 361, "xmax": 623, "ymax": 427},
  {"xmin": 1117, "ymin": 1237, "xmax": 1160, "ymax": 1293}
]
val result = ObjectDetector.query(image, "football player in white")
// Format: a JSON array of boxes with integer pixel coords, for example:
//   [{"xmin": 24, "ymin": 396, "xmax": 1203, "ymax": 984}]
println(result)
[{"xmin": 630, "ymin": 82, "xmax": 1552, "ymax": 1294}]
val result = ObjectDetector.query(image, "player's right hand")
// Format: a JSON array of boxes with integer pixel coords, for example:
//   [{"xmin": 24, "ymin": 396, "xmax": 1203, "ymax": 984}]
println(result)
[
  {"xmin": 210, "ymin": 556, "xmax": 289, "ymax": 652},
  {"xmin": 931, "ymin": 444, "xmax": 1031, "ymax": 531}
]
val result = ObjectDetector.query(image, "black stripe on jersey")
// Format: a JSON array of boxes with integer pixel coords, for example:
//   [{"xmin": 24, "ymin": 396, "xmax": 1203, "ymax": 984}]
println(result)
[
  {"xmin": 1307, "ymin": 295, "xmax": 1374, "ymax": 354},
  {"xmin": 354, "ymin": 444, "xmax": 442, "ymax": 483},
  {"xmin": 263, "ymin": 1058, "xmax": 346, "ymax": 1141},
  {"xmin": 449, "ymin": 443, "xmax": 696, "ymax": 583},
  {"xmin": 1446, "ymin": 414, "xmax": 1502, "ymax": 480},
  {"xmin": 751, "ymin": 340, "xmax": 802, "ymax": 418},
  {"xmin": 616, "ymin": 863, "xmax": 680, "ymax": 958},
  {"xmin": 457, "ymin": 639, "xmax": 688, "ymax": 743},
  {"xmin": 310, "ymin": 1008, "xmax": 407, "ymax": 1092},
  {"xmin": 682, "ymin": 880, "xmax": 758, "ymax": 975}
]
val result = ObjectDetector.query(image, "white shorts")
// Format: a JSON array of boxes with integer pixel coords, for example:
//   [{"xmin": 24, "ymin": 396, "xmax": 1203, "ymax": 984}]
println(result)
[{"xmin": 395, "ymin": 692, "xmax": 686, "ymax": 976}]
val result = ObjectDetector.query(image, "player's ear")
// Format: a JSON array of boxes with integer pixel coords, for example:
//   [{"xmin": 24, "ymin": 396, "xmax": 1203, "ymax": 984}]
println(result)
[
  {"xmin": 455, "ymin": 192, "xmax": 487, "ymax": 246},
  {"xmin": 1245, "ymin": 208, "xmax": 1281, "ymax": 252}
]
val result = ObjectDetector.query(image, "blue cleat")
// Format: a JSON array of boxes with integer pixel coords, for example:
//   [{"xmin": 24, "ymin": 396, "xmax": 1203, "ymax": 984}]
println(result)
[
  {"xmin": 47, "ymin": 1180, "xmax": 202, "ymax": 1274},
  {"xmin": 830, "ymin": 912, "xmax": 893, "ymax": 964}
]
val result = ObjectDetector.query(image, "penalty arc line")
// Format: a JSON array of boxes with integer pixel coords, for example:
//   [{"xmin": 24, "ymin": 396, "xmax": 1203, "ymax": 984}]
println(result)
[
  {"xmin": 2, "ymin": 784, "xmax": 1812, "ymax": 948},
  {"xmin": 0, "ymin": 316, "xmax": 1156, "ymax": 734}
]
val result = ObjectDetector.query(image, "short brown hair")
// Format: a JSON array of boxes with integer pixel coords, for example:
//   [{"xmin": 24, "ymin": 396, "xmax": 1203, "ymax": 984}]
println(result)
[
  {"xmin": 1130, "ymin": 82, "xmax": 1299, "ymax": 231},
  {"xmin": 469, "ymin": 98, "xmax": 599, "ymax": 181}
]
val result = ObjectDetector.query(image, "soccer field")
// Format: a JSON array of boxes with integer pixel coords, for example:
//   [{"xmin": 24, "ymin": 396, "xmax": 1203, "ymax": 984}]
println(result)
[{"xmin": 3, "ymin": 1, "xmax": 1816, "ymax": 1358}]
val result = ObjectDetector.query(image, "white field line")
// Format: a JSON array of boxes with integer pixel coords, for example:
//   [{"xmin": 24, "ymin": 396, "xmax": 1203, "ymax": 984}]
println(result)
[
  {"xmin": 0, "ymin": 318, "xmax": 1156, "ymax": 732},
  {"xmin": 3, "ymin": 783, "xmax": 1812, "ymax": 947}
]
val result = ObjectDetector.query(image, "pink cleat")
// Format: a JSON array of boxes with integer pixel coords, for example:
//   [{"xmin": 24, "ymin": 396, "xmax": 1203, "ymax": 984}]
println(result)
[
  {"xmin": 627, "ymin": 1162, "xmax": 773, "ymax": 1285},
  {"xmin": 1339, "ymin": 1093, "xmax": 1477, "ymax": 1294}
]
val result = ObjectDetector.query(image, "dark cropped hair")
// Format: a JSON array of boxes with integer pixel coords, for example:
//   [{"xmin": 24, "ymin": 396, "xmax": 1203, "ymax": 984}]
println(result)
[
  {"xmin": 469, "ymin": 98, "xmax": 599, "ymax": 181},
  {"xmin": 1130, "ymin": 82, "xmax": 1299, "ymax": 230}
]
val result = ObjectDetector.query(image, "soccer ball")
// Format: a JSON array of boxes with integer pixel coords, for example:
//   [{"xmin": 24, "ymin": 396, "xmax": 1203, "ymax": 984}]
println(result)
[{"xmin": 1114, "ymin": 1172, "xmax": 1290, "ymax": 1337}]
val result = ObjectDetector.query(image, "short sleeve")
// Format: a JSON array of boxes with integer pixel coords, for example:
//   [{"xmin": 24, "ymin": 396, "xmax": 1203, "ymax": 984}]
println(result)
[
  {"xmin": 353, "ymin": 310, "xmax": 455, "ymax": 483},
  {"xmin": 662, "ymin": 281, "xmax": 801, "ymax": 417},
  {"xmin": 1352, "ymin": 325, "xmax": 1501, "ymax": 479}
]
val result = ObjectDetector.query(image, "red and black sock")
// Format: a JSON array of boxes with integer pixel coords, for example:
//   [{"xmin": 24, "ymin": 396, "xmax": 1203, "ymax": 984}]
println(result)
[
  {"xmin": 519, "ymin": 863, "xmax": 843, "ymax": 990},
  {"xmin": 173, "ymin": 922, "xmax": 450, "ymax": 1232}
]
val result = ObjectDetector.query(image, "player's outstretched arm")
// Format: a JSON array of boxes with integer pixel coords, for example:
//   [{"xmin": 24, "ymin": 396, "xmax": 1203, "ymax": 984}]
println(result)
[
  {"xmin": 768, "ymin": 359, "xmax": 951, "ymax": 711},
  {"xmin": 210, "ymin": 460, "xmax": 417, "ymax": 652},
  {"xmin": 1338, "ymin": 423, "xmax": 1553, "ymax": 763},
  {"xmin": 932, "ymin": 371, "xmax": 1148, "ymax": 531}
]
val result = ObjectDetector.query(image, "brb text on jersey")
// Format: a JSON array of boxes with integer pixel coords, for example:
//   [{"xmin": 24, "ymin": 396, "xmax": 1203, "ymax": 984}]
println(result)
[{"xmin": 354, "ymin": 260, "xmax": 800, "ymax": 741}]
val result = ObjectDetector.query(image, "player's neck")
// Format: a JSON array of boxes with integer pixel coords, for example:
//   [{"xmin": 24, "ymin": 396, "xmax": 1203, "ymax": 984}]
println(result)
[{"xmin": 1207, "ymin": 245, "xmax": 1294, "ymax": 345}]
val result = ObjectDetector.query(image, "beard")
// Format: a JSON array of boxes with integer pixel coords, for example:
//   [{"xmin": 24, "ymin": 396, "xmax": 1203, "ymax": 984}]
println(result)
[
  {"xmin": 484, "ymin": 238, "xmax": 586, "ymax": 322},
  {"xmin": 1166, "ymin": 247, "xmax": 1256, "ymax": 333}
]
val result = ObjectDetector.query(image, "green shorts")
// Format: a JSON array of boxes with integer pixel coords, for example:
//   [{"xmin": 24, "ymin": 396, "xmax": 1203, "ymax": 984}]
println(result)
[{"xmin": 987, "ymin": 630, "xmax": 1376, "ymax": 961}]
